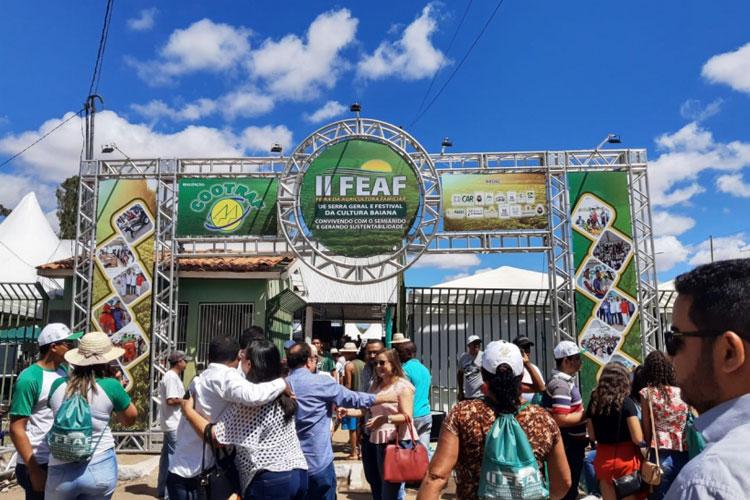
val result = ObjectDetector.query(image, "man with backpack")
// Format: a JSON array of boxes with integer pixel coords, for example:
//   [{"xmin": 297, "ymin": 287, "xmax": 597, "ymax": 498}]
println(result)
[
  {"xmin": 9, "ymin": 324, "xmax": 82, "ymax": 500},
  {"xmin": 541, "ymin": 340, "xmax": 588, "ymax": 500}
]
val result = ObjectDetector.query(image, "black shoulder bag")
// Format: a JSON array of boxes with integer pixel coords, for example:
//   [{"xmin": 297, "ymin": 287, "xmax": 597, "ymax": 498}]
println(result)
[
  {"xmin": 610, "ymin": 398, "xmax": 645, "ymax": 500},
  {"xmin": 197, "ymin": 423, "xmax": 241, "ymax": 500}
]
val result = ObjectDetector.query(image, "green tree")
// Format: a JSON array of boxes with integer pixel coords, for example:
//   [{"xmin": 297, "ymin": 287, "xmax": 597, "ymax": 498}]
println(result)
[{"xmin": 56, "ymin": 175, "xmax": 79, "ymax": 239}]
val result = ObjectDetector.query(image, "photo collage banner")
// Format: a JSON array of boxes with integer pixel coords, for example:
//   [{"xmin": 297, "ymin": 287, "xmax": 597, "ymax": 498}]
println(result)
[
  {"xmin": 568, "ymin": 172, "xmax": 643, "ymax": 400},
  {"xmin": 91, "ymin": 179, "xmax": 156, "ymax": 429}
]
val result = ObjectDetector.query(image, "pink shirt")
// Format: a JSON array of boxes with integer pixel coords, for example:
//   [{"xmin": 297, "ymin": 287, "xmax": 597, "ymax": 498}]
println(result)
[{"xmin": 368, "ymin": 377, "xmax": 419, "ymax": 444}]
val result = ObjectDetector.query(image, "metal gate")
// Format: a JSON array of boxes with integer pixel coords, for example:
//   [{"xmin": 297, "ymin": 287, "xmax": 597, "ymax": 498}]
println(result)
[{"xmin": 196, "ymin": 303, "xmax": 254, "ymax": 365}]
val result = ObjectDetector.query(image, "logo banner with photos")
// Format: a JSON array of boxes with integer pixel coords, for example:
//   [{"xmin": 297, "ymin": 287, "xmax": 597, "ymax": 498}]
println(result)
[
  {"xmin": 91, "ymin": 179, "xmax": 157, "ymax": 430},
  {"xmin": 568, "ymin": 172, "xmax": 642, "ymax": 402},
  {"xmin": 441, "ymin": 173, "xmax": 548, "ymax": 231},
  {"xmin": 176, "ymin": 178, "xmax": 278, "ymax": 237}
]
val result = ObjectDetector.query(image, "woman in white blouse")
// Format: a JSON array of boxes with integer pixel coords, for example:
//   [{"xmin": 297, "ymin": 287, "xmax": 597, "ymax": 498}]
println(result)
[{"xmin": 183, "ymin": 339, "xmax": 307, "ymax": 500}]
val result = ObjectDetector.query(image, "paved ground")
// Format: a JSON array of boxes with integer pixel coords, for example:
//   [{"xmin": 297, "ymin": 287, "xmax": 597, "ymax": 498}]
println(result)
[{"xmin": 0, "ymin": 429, "xmax": 457, "ymax": 499}]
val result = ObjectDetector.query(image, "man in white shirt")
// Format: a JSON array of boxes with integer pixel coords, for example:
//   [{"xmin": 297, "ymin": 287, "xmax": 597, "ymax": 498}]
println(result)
[
  {"xmin": 157, "ymin": 350, "xmax": 192, "ymax": 499},
  {"xmin": 167, "ymin": 336, "xmax": 290, "ymax": 498}
]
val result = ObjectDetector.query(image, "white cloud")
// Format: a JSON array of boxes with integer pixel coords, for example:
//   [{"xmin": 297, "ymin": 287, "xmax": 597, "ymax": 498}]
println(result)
[
  {"xmin": 442, "ymin": 271, "xmax": 469, "ymax": 282},
  {"xmin": 0, "ymin": 174, "xmax": 57, "ymax": 212},
  {"xmin": 679, "ymin": 98, "xmax": 723, "ymax": 122},
  {"xmin": 652, "ymin": 211, "xmax": 696, "ymax": 236},
  {"xmin": 127, "ymin": 7, "xmax": 158, "ymax": 31},
  {"xmin": 357, "ymin": 3, "xmax": 447, "ymax": 81},
  {"xmin": 239, "ymin": 125, "xmax": 293, "ymax": 153},
  {"xmin": 410, "ymin": 253, "xmax": 481, "ymax": 269},
  {"xmin": 689, "ymin": 233, "xmax": 750, "ymax": 266},
  {"xmin": 716, "ymin": 172, "xmax": 750, "ymax": 197},
  {"xmin": 702, "ymin": 42, "xmax": 750, "ymax": 93},
  {"xmin": 304, "ymin": 101, "xmax": 347, "ymax": 123},
  {"xmin": 45, "ymin": 209, "xmax": 60, "ymax": 234},
  {"xmin": 648, "ymin": 122, "xmax": 750, "ymax": 206},
  {"xmin": 654, "ymin": 236, "xmax": 690, "ymax": 272},
  {"xmin": 250, "ymin": 9, "xmax": 358, "ymax": 100},
  {"xmin": 132, "ymin": 89, "xmax": 274, "ymax": 122},
  {"xmin": 127, "ymin": 19, "xmax": 252, "ymax": 85}
]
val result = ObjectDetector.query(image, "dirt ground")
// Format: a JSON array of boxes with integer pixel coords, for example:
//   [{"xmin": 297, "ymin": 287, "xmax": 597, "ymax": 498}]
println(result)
[{"xmin": 1, "ymin": 429, "xmax": 457, "ymax": 499}]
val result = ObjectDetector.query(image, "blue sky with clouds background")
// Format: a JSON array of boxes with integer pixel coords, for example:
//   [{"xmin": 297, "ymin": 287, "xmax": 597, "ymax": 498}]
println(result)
[{"xmin": 1, "ymin": 0, "xmax": 748, "ymax": 286}]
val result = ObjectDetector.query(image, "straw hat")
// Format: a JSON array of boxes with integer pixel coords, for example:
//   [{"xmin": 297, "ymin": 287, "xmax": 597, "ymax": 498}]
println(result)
[
  {"xmin": 339, "ymin": 342, "xmax": 359, "ymax": 353},
  {"xmin": 390, "ymin": 333, "xmax": 410, "ymax": 344},
  {"xmin": 65, "ymin": 331, "xmax": 125, "ymax": 366}
]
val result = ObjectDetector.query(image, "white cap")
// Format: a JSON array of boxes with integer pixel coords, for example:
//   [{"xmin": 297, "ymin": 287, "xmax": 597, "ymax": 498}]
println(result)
[
  {"xmin": 553, "ymin": 340, "xmax": 586, "ymax": 359},
  {"xmin": 467, "ymin": 335, "xmax": 482, "ymax": 345},
  {"xmin": 37, "ymin": 323, "xmax": 81, "ymax": 347},
  {"xmin": 482, "ymin": 341, "xmax": 524, "ymax": 376}
]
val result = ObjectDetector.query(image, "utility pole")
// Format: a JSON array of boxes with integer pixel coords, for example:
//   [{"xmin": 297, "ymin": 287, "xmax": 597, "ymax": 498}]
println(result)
[
  {"xmin": 710, "ymin": 235, "xmax": 714, "ymax": 263},
  {"xmin": 83, "ymin": 95, "xmax": 103, "ymax": 161}
]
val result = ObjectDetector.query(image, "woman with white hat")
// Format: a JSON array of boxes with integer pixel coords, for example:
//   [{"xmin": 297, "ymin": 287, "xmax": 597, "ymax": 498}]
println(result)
[{"xmin": 45, "ymin": 331, "xmax": 138, "ymax": 499}]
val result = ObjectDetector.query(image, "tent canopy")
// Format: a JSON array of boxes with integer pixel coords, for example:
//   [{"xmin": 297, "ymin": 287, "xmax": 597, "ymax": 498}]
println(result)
[{"xmin": 434, "ymin": 266, "xmax": 552, "ymax": 290}]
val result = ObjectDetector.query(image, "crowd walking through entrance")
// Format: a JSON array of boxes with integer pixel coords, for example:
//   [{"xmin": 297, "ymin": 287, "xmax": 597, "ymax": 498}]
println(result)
[{"xmin": 7, "ymin": 258, "xmax": 750, "ymax": 499}]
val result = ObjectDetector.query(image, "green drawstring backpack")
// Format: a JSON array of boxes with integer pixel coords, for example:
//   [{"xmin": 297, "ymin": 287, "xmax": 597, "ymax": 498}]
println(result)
[
  {"xmin": 478, "ymin": 400, "xmax": 549, "ymax": 500},
  {"xmin": 685, "ymin": 410, "xmax": 707, "ymax": 460},
  {"xmin": 47, "ymin": 391, "xmax": 104, "ymax": 462}
]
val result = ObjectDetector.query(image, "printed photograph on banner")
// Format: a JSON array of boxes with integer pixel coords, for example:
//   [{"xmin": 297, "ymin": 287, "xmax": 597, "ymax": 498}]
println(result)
[
  {"xmin": 108, "ymin": 358, "xmax": 130, "ymax": 389},
  {"xmin": 610, "ymin": 353, "xmax": 639, "ymax": 371},
  {"xmin": 572, "ymin": 194, "xmax": 613, "ymax": 238},
  {"xmin": 113, "ymin": 265, "xmax": 151, "ymax": 305},
  {"xmin": 593, "ymin": 229, "xmax": 632, "ymax": 271},
  {"xmin": 581, "ymin": 319, "xmax": 622, "ymax": 363},
  {"xmin": 577, "ymin": 258, "xmax": 616, "ymax": 300},
  {"xmin": 115, "ymin": 202, "xmax": 153, "ymax": 243},
  {"xmin": 110, "ymin": 322, "xmax": 149, "ymax": 367},
  {"xmin": 93, "ymin": 298, "xmax": 132, "ymax": 334},
  {"xmin": 96, "ymin": 236, "xmax": 135, "ymax": 277},
  {"xmin": 596, "ymin": 291, "xmax": 636, "ymax": 332}
]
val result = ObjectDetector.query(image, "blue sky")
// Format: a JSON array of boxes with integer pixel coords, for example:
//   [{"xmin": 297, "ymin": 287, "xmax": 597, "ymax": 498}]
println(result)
[{"xmin": 1, "ymin": 1, "xmax": 749, "ymax": 287}]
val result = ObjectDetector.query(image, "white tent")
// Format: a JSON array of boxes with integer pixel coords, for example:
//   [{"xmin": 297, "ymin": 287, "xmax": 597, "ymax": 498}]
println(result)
[
  {"xmin": 0, "ymin": 192, "xmax": 72, "ymax": 293},
  {"xmin": 434, "ymin": 265, "xmax": 553, "ymax": 290},
  {"xmin": 343, "ymin": 323, "xmax": 363, "ymax": 340},
  {"xmin": 360, "ymin": 323, "xmax": 384, "ymax": 340}
]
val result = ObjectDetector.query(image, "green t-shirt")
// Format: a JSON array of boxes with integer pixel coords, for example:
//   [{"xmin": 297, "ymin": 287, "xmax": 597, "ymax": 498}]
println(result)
[
  {"xmin": 317, "ymin": 353, "xmax": 337, "ymax": 374},
  {"xmin": 9, "ymin": 363, "xmax": 68, "ymax": 464}
]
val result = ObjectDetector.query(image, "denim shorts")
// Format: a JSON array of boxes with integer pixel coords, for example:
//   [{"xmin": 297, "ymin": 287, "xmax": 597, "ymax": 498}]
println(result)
[{"xmin": 46, "ymin": 448, "xmax": 118, "ymax": 500}]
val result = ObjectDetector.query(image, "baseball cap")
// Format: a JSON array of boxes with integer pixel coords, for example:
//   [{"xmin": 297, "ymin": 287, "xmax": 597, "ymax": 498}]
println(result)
[
  {"xmin": 482, "ymin": 341, "xmax": 524, "ymax": 376},
  {"xmin": 512, "ymin": 335, "xmax": 534, "ymax": 347},
  {"xmin": 553, "ymin": 340, "xmax": 587, "ymax": 359},
  {"xmin": 284, "ymin": 340, "xmax": 296, "ymax": 349},
  {"xmin": 167, "ymin": 350, "xmax": 193, "ymax": 364},
  {"xmin": 467, "ymin": 335, "xmax": 482, "ymax": 345},
  {"xmin": 38, "ymin": 323, "xmax": 83, "ymax": 347}
]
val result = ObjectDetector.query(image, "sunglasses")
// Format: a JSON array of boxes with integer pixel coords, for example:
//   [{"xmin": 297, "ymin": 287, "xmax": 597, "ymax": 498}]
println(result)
[
  {"xmin": 375, "ymin": 360, "xmax": 389, "ymax": 367},
  {"xmin": 665, "ymin": 327, "xmax": 727, "ymax": 356}
]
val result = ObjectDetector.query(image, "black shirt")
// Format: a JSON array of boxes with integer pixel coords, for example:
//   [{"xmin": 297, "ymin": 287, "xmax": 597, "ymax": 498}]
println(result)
[{"xmin": 588, "ymin": 396, "xmax": 639, "ymax": 444}]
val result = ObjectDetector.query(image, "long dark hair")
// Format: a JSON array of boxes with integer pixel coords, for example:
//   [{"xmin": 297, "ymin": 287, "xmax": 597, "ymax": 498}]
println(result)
[
  {"xmin": 643, "ymin": 350, "xmax": 676, "ymax": 403},
  {"xmin": 589, "ymin": 362, "xmax": 631, "ymax": 416},
  {"xmin": 481, "ymin": 367, "xmax": 522, "ymax": 414},
  {"xmin": 245, "ymin": 340, "xmax": 296, "ymax": 422}
]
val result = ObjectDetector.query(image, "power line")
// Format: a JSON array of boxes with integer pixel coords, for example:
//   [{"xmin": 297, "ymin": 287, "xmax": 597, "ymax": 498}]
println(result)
[
  {"xmin": 89, "ymin": 0, "xmax": 115, "ymax": 97},
  {"xmin": 412, "ymin": 0, "xmax": 474, "ymax": 123},
  {"xmin": 408, "ymin": 0, "xmax": 508, "ymax": 130},
  {"xmin": 0, "ymin": 110, "xmax": 84, "ymax": 169}
]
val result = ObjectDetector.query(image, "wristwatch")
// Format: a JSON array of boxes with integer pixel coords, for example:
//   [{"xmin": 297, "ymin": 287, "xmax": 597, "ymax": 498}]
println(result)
[{"xmin": 387, "ymin": 415, "xmax": 393, "ymax": 424}]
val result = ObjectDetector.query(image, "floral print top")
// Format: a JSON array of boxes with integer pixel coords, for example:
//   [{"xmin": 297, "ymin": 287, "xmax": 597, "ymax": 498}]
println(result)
[
  {"xmin": 443, "ymin": 399, "xmax": 560, "ymax": 500},
  {"xmin": 640, "ymin": 385, "xmax": 688, "ymax": 451}
]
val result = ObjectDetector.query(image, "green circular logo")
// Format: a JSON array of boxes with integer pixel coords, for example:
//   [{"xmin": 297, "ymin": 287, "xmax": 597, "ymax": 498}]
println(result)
[{"xmin": 299, "ymin": 139, "xmax": 420, "ymax": 258}]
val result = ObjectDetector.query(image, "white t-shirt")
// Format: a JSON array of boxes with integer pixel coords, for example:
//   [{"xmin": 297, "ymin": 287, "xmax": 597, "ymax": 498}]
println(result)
[
  {"xmin": 521, "ymin": 363, "xmax": 544, "ymax": 403},
  {"xmin": 336, "ymin": 358, "xmax": 346, "ymax": 381},
  {"xmin": 169, "ymin": 363, "xmax": 287, "ymax": 478},
  {"xmin": 159, "ymin": 369, "xmax": 185, "ymax": 431},
  {"xmin": 47, "ymin": 377, "xmax": 131, "ymax": 465},
  {"xmin": 9, "ymin": 364, "xmax": 68, "ymax": 464}
]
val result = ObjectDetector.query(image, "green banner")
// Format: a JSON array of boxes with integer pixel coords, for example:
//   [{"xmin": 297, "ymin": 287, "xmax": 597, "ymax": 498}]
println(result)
[
  {"xmin": 441, "ymin": 173, "xmax": 547, "ymax": 231},
  {"xmin": 568, "ymin": 172, "xmax": 642, "ymax": 402},
  {"xmin": 299, "ymin": 139, "xmax": 420, "ymax": 258},
  {"xmin": 92, "ymin": 179, "xmax": 156, "ymax": 430},
  {"xmin": 176, "ymin": 178, "xmax": 278, "ymax": 236}
]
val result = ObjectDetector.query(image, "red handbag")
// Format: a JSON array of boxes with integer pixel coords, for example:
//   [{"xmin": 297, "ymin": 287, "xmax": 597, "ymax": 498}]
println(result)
[{"xmin": 382, "ymin": 414, "xmax": 430, "ymax": 483}]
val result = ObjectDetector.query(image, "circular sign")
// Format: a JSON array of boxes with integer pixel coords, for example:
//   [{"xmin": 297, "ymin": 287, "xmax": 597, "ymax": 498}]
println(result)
[{"xmin": 299, "ymin": 139, "xmax": 420, "ymax": 258}]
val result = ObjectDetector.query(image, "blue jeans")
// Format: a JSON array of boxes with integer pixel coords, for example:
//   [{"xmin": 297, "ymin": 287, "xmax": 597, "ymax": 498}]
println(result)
[
  {"xmin": 166, "ymin": 472, "xmax": 200, "ymax": 500},
  {"xmin": 305, "ymin": 461, "xmax": 336, "ymax": 500},
  {"xmin": 246, "ymin": 468, "xmax": 308, "ymax": 500},
  {"xmin": 158, "ymin": 430, "xmax": 178, "ymax": 498},
  {"xmin": 582, "ymin": 449, "xmax": 600, "ymax": 496},
  {"xmin": 362, "ymin": 440, "xmax": 414, "ymax": 500},
  {"xmin": 45, "ymin": 448, "xmax": 118, "ymax": 500},
  {"xmin": 413, "ymin": 414, "xmax": 433, "ymax": 459},
  {"xmin": 15, "ymin": 462, "xmax": 48, "ymax": 500},
  {"xmin": 651, "ymin": 449, "xmax": 689, "ymax": 500}
]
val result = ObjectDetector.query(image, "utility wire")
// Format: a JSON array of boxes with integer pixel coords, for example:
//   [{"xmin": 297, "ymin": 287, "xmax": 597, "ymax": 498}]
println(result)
[
  {"xmin": 412, "ymin": 0, "xmax": 474, "ymax": 123},
  {"xmin": 0, "ymin": 110, "xmax": 84, "ymax": 169},
  {"xmin": 89, "ymin": 0, "xmax": 115, "ymax": 96},
  {"xmin": 408, "ymin": 0, "xmax": 507, "ymax": 130}
]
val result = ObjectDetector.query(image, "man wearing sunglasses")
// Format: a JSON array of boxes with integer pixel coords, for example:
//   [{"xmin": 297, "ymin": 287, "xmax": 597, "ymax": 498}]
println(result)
[
  {"xmin": 663, "ymin": 258, "xmax": 750, "ymax": 500},
  {"xmin": 9, "ymin": 323, "xmax": 82, "ymax": 500}
]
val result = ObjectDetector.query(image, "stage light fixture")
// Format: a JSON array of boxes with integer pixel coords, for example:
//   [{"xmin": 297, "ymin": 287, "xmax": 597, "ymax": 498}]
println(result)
[
  {"xmin": 350, "ymin": 102, "xmax": 362, "ymax": 113},
  {"xmin": 441, "ymin": 137, "xmax": 453, "ymax": 154}
]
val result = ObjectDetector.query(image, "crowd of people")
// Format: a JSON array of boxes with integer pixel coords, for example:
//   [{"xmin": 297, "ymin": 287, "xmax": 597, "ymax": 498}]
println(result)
[
  {"xmin": 593, "ymin": 237, "xmax": 630, "ymax": 271},
  {"xmin": 8, "ymin": 258, "xmax": 750, "ymax": 500},
  {"xmin": 581, "ymin": 331, "xmax": 621, "ymax": 360}
]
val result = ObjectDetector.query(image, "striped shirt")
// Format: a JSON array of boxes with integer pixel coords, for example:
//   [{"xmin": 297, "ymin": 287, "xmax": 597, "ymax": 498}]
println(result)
[{"xmin": 541, "ymin": 369, "xmax": 586, "ymax": 438}]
